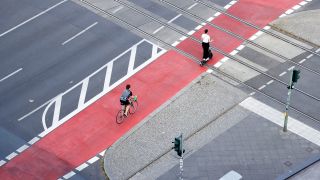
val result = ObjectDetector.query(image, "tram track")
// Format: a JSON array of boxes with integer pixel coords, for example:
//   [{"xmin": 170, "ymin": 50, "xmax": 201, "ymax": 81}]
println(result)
[{"xmin": 78, "ymin": 0, "xmax": 320, "ymax": 123}]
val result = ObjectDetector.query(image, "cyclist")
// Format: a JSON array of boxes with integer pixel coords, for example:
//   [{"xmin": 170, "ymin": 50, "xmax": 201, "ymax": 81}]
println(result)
[{"xmin": 120, "ymin": 84, "xmax": 133, "ymax": 117}]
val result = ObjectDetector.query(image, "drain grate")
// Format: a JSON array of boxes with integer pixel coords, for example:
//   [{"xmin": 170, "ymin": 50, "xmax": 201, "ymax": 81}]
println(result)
[{"xmin": 284, "ymin": 161, "xmax": 292, "ymax": 167}]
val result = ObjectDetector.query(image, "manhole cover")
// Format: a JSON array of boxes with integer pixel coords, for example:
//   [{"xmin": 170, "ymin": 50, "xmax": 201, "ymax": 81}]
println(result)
[
  {"xmin": 306, "ymin": 147, "xmax": 314, "ymax": 152},
  {"xmin": 284, "ymin": 161, "xmax": 292, "ymax": 167}
]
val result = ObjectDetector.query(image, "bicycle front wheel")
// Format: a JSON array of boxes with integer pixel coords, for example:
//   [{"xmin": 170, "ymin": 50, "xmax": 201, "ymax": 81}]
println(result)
[
  {"xmin": 129, "ymin": 101, "xmax": 138, "ymax": 114},
  {"xmin": 116, "ymin": 110, "xmax": 125, "ymax": 124}
]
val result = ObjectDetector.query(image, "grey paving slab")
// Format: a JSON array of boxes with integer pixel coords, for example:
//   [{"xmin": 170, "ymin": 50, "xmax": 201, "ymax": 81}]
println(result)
[
  {"xmin": 290, "ymin": 161, "xmax": 320, "ymax": 180},
  {"xmin": 69, "ymin": 157, "xmax": 106, "ymax": 180},
  {"xmin": 208, "ymin": 0, "xmax": 233, "ymax": 8},
  {"xmin": 158, "ymin": 113, "xmax": 320, "ymax": 180}
]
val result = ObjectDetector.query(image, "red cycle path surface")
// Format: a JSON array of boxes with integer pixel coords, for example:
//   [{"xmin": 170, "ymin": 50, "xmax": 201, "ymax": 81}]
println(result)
[{"xmin": 0, "ymin": 0, "xmax": 301, "ymax": 179}]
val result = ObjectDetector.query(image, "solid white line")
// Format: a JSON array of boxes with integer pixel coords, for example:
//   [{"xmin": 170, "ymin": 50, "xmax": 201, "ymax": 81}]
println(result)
[
  {"xmin": 0, "ymin": 160, "xmax": 6, "ymax": 167},
  {"xmin": 168, "ymin": 14, "xmax": 182, "ymax": 23},
  {"xmin": 279, "ymin": 72, "xmax": 287, "ymax": 76},
  {"xmin": 6, "ymin": 152, "xmax": 18, "ymax": 160},
  {"xmin": 299, "ymin": 59, "xmax": 306, "ymax": 64},
  {"xmin": 62, "ymin": 22, "xmax": 98, "ymax": 45},
  {"xmin": 240, "ymin": 97, "xmax": 320, "ymax": 146},
  {"xmin": 258, "ymin": 85, "xmax": 266, "ymax": 90},
  {"xmin": 28, "ymin": 137, "xmax": 40, "ymax": 145},
  {"xmin": 63, "ymin": 171, "xmax": 76, "ymax": 179},
  {"xmin": 306, "ymin": 54, "xmax": 313, "ymax": 59},
  {"xmin": 88, "ymin": 156, "xmax": 99, "ymax": 164},
  {"xmin": 152, "ymin": 26, "xmax": 164, "ymax": 34},
  {"xmin": 0, "ymin": 0, "xmax": 68, "ymax": 38},
  {"xmin": 112, "ymin": 6, "xmax": 123, "ymax": 13},
  {"xmin": 18, "ymin": 97, "xmax": 55, "ymax": 121},
  {"xmin": 187, "ymin": 3, "xmax": 198, "ymax": 10},
  {"xmin": 266, "ymin": 80, "xmax": 274, "ymax": 85},
  {"xmin": 78, "ymin": 78, "xmax": 89, "ymax": 108},
  {"xmin": 17, "ymin": 145, "xmax": 29, "ymax": 153},
  {"xmin": 288, "ymin": 66, "xmax": 295, "ymax": 71},
  {"xmin": 76, "ymin": 163, "xmax": 89, "ymax": 171},
  {"xmin": 128, "ymin": 45, "xmax": 137, "ymax": 72},
  {"xmin": 104, "ymin": 62, "xmax": 113, "ymax": 91},
  {"xmin": 0, "ymin": 68, "xmax": 23, "ymax": 82}
]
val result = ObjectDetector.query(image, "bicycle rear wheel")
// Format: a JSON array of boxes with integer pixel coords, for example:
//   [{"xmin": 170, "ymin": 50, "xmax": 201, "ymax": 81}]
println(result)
[
  {"xmin": 116, "ymin": 110, "xmax": 125, "ymax": 124},
  {"xmin": 129, "ymin": 101, "xmax": 138, "ymax": 114}
]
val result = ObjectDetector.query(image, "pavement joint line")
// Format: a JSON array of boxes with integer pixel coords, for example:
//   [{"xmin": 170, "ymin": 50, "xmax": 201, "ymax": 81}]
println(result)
[
  {"xmin": 187, "ymin": 2, "xmax": 198, "ymax": 10},
  {"xmin": 299, "ymin": 59, "xmax": 307, "ymax": 64},
  {"xmin": 306, "ymin": 54, "xmax": 313, "ymax": 58},
  {"xmin": 288, "ymin": 66, "xmax": 295, "ymax": 71},
  {"xmin": 0, "ymin": 0, "xmax": 68, "ymax": 38},
  {"xmin": 240, "ymin": 97, "xmax": 320, "ymax": 146},
  {"xmin": 279, "ymin": 71, "xmax": 287, "ymax": 76},
  {"xmin": 63, "ymin": 171, "xmax": 76, "ymax": 179},
  {"xmin": 6, "ymin": 152, "xmax": 18, "ymax": 161},
  {"xmin": 87, "ymin": 156, "xmax": 99, "ymax": 164},
  {"xmin": 0, "ymin": 160, "xmax": 6, "ymax": 167},
  {"xmin": 76, "ymin": 163, "xmax": 89, "ymax": 171},
  {"xmin": 0, "ymin": 68, "xmax": 23, "ymax": 82},
  {"xmin": 258, "ymin": 85, "xmax": 266, "ymax": 90},
  {"xmin": 179, "ymin": 36, "xmax": 187, "ymax": 41},
  {"xmin": 16, "ymin": 144, "xmax": 29, "ymax": 153},
  {"xmin": 266, "ymin": 80, "xmax": 274, "ymax": 85},
  {"xmin": 214, "ymin": 12, "xmax": 221, "ymax": 17},
  {"xmin": 62, "ymin": 21, "xmax": 98, "ymax": 45},
  {"xmin": 187, "ymin": 30, "xmax": 195, "ymax": 35}
]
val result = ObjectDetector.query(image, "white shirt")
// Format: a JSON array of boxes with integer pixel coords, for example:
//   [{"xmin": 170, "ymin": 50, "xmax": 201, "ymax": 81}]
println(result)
[{"xmin": 201, "ymin": 33, "xmax": 210, "ymax": 43}]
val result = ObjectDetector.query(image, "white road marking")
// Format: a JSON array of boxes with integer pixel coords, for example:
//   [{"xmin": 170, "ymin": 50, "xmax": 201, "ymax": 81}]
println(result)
[
  {"xmin": 6, "ymin": 152, "xmax": 18, "ymax": 160},
  {"xmin": 214, "ymin": 12, "xmax": 221, "ymax": 17},
  {"xmin": 230, "ymin": 1, "xmax": 237, "ymax": 5},
  {"xmin": 128, "ymin": 45, "xmax": 137, "ymax": 72},
  {"xmin": 206, "ymin": 69, "xmax": 213, "ymax": 73},
  {"xmin": 0, "ymin": 68, "xmax": 23, "ymax": 82},
  {"xmin": 62, "ymin": 22, "xmax": 98, "ymax": 45},
  {"xmin": 224, "ymin": 4, "xmax": 232, "ymax": 9},
  {"xmin": 179, "ymin": 36, "xmax": 187, "ymax": 41},
  {"xmin": 28, "ymin": 137, "xmax": 40, "ymax": 145},
  {"xmin": 168, "ymin": 14, "xmax": 182, "ymax": 23},
  {"xmin": 195, "ymin": 25, "xmax": 203, "ymax": 30},
  {"xmin": 171, "ymin": 41, "xmax": 179, "ymax": 47},
  {"xmin": 187, "ymin": 3, "xmax": 198, "ymax": 10},
  {"xmin": 236, "ymin": 45, "xmax": 245, "ymax": 51},
  {"xmin": 299, "ymin": 59, "xmax": 306, "ymax": 64},
  {"xmin": 112, "ymin": 5, "xmax": 123, "ymax": 13},
  {"xmin": 279, "ymin": 72, "xmax": 287, "ymax": 76},
  {"xmin": 221, "ymin": 57, "xmax": 229, "ymax": 62},
  {"xmin": 88, "ymin": 156, "xmax": 99, "ymax": 164},
  {"xmin": 263, "ymin": 26, "xmax": 271, "ymax": 30},
  {"xmin": 266, "ymin": 80, "xmax": 274, "ymax": 85},
  {"xmin": 316, "ymin": 48, "xmax": 320, "ymax": 53},
  {"xmin": 207, "ymin": 17, "xmax": 214, "ymax": 22},
  {"xmin": 279, "ymin": 14, "xmax": 287, "ymax": 18},
  {"xmin": 285, "ymin": 9, "xmax": 294, "ymax": 14},
  {"xmin": 255, "ymin": 31, "xmax": 264, "ymax": 37},
  {"xmin": 300, "ymin": 1, "xmax": 308, "ymax": 5},
  {"xmin": 214, "ymin": 62, "xmax": 223, "ymax": 68},
  {"xmin": 0, "ymin": 160, "xmax": 6, "ymax": 167},
  {"xmin": 0, "ymin": 0, "xmax": 68, "ymax": 38},
  {"xmin": 249, "ymin": 92, "xmax": 256, "ymax": 96},
  {"xmin": 220, "ymin": 170, "xmax": 242, "ymax": 180},
  {"xmin": 99, "ymin": 151, "xmax": 105, "ymax": 156},
  {"xmin": 17, "ymin": 145, "xmax": 29, "ymax": 153},
  {"xmin": 63, "ymin": 171, "xmax": 76, "ymax": 179},
  {"xmin": 152, "ymin": 26, "xmax": 164, "ymax": 34},
  {"xmin": 292, "ymin": 5, "xmax": 301, "ymax": 10},
  {"xmin": 187, "ymin": 30, "xmax": 195, "ymax": 35},
  {"xmin": 51, "ymin": 95, "xmax": 62, "ymax": 128},
  {"xmin": 230, "ymin": 50, "xmax": 238, "ymax": 56},
  {"xmin": 249, "ymin": 35, "xmax": 258, "ymax": 41},
  {"xmin": 78, "ymin": 78, "xmax": 89, "ymax": 108},
  {"xmin": 104, "ymin": 62, "xmax": 113, "ymax": 91},
  {"xmin": 76, "ymin": 163, "xmax": 89, "ymax": 171},
  {"xmin": 287, "ymin": 66, "xmax": 295, "ymax": 71},
  {"xmin": 258, "ymin": 85, "xmax": 266, "ymax": 90},
  {"xmin": 306, "ymin": 54, "xmax": 313, "ymax": 59},
  {"xmin": 240, "ymin": 97, "xmax": 320, "ymax": 146}
]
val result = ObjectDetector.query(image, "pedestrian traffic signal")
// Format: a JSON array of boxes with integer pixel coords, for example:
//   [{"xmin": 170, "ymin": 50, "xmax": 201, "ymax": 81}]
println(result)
[
  {"xmin": 172, "ymin": 135, "xmax": 185, "ymax": 157},
  {"xmin": 292, "ymin": 69, "xmax": 300, "ymax": 83}
]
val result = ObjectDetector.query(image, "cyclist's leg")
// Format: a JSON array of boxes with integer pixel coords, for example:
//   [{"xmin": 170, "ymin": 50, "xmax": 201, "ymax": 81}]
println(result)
[{"xmin": 125, "ymin": 101, "xmax": 130, "ymax": 116}]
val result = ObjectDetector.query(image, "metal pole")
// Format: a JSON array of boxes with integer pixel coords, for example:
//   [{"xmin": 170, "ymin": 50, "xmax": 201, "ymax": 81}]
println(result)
[
  {"xmin": 179, "ymin": 133, "xmax": 183, "ymax": 180},
  {"xmin": 284, "ymin": 70, "xmax": 294, "ymax": 132}
]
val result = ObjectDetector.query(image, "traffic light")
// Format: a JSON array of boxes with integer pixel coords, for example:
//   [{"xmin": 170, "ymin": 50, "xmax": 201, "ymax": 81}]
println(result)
[
  {"xmin": 172, "ymin": 135, "xmax": 185, "ymax": 157},
  {"xmin": 292, "ymin": 69, "xmax": 300, "ymax": 83}
]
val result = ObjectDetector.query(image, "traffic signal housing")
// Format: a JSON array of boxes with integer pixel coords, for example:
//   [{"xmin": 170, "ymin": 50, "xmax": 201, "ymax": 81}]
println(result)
[
  {"xmin": 172, "ymin": 135, "xmax": 185, "ymax": 157},
  {"xmin": 292, "ymin": 69, "xmax": 300, "ymax": 83}
]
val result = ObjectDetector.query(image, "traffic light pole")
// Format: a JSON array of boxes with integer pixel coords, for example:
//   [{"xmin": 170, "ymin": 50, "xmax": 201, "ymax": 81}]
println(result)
[
  {"xmin": 283, "ymin": 69, "xmax": 294, "ymax": 132},
  {"xmin": 179, "ymin": 133, "xmax": 184, "ymax": 180}
]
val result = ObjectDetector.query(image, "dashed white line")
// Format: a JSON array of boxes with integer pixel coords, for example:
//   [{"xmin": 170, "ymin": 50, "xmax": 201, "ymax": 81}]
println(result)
[
  {"xmin": 285, "ymin": 9, "xmax": 294, "ymax": 14},
  {"xmin": 279, "ymin": 72, "xmax": 287, "ymax": 76},
  {"xmin": 255, "ymin": 31, "xmax": 264, "ymax": 37},
  {"xmin": 195, "ymin": 25, "xmax": 203, "ymax": 30},
  {"xmin": 214, "ymin": 12, "xmax": 221, "ymax": 17},
  {"xmin": 230, "ymin": 50, "xmax": 238, "ymax": 56},
  {"xmin": 62, "ymin": 22, "xmax": 98, "ymax": 45},
  {"xmin": 168, "ymin": 14, "xmax": 182, "ymax": 23},
  {"xmin": 224, "ymin": 4, "xmax": 232, "ymax": 9},
  {"xmin": 230, "ymin": 0, "xmax": 237, "ymax": 5},
  {"xmin": 99, "ymin": 151, "xmax": 105, "ymax": 156},
  {"xmin": 221, "ymin": 57, "xmax": 229, "ymax": 62},
  {"xmin": 0, "ymin": 68, "xmax": 23, "ymax": 82},
  {"xmin": 249, "ymin": 35, "xmax": 258, "ymax": 41},
  {"xmin": 266, "ymin": 80, "xmax": 274, "ymax": 85},
  {"xmin": 249, "ymin": 92, "xmax": 256, "ymax": 96},
  {"xmin": 236, "ymin": 45, "xmax": 245, "ymax": 51},
  {"xmin": 63, "ymin": 171, "xmax": 76, "ymax": 179},
  {"xmin": 316, "ymin": 48, "xmax": 320, "ymax": 53},
  {"xmin": 0, "ymin": 160, "xmax": 6, "ymax": 167},
  {"xmin": 279, "ymin": 14, "xmax": 287, "ymax": 18},
  {"xmin": 288, "ymin": 66, "xmax": 295, "ymax": 71},
  {"xmin": 306, "ymin": 54, "xmax": 313, "ymax": 59},
  {"xmin": 17, "ymin": 145, "xmax": 29, "ymax": 153},
  {"xmin": 171, "ymin": 41, "xmax": 179, "ymax": 47},
  {"xmin": 300, "ymin": 1, "xmax": 308, "ymax": 5},
  {"xmin": 76, "ymin": 163, "xmax": 89, "ymax": 171},
  {"xmin": 299, "ymin": 59, "xmax": 306, "ymax": 64},
  {"xmin": 152, "ymin": 26, "xmax": 164, "ymax": 34},
  {"xmin": 179, "ymin": 36, "xmax": 187, "ymax": 41},
  {"xmin": 87, "ymin": 156, "xmax": 99, "ymax": 164},
  {"xmin": 112, "ymin": 5, "xmax": 123, "ymax": 13},
  {"xmin": 263, "ymin": 26, "xmax": 271, "ymax": 30},
  {"xmin": 187, "ymin": 3, "xmax": 198, "ymax": 10},
  {"xmin": 28, "ymin": 137, "xmax": 40, "ymax": 145},
  {"xmin": 258, "ymin": 85, "xmax": 266, "ymax": 90},
  {"xmin": 292, "ymin": 5, "xmax": 301, "ymax": 10},
  {"xmin": 214, "ymin": 62, "xmax": 223, "ymax": 68},
  {"xmin": 207, "ymin": 17, "xmax": 214, "ymax": 22},
  {"xmin": 0, "ymin": 0, "xmax": 68, "ymax": 38},
  {"xmin": 206, "ymin": 69, "xmax": 213, "ymax": 73},
  {"xmin": 187, "ymin": 30, "xmax": 195, "ymax": 35},
  {"xmin": 6, "ymin": 152, "xmax": 18, "ymax": 161}
]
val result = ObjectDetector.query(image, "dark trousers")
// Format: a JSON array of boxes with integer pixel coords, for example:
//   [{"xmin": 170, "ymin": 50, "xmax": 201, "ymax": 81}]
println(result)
[{"xmin": 202, "ymin": 42, "xmax": 209, "ymax": 59}]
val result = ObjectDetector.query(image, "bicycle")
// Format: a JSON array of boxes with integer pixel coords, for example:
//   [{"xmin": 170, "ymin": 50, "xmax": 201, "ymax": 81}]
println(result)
[{"xmin": 116, "ymin": 96, "xmax": 138, "ymax": 124}]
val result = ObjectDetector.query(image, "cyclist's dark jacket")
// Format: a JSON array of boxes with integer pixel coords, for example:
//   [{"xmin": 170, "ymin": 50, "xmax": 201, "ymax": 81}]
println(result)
[{"xmin": 120, "ymin": 89, "xmax": 132, "ymax": 105}]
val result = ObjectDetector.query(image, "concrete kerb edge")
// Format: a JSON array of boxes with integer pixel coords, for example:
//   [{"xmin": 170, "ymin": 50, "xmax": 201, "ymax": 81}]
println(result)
[{"xmin": 102, "ymin": 72, "xmax": 209, "ymax": 177}]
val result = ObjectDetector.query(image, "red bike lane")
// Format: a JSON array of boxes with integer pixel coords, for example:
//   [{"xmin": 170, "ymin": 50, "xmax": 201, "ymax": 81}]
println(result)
[{"xmin": 0, "ymin": 0, "xmax": 302, "ymax": 179}]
